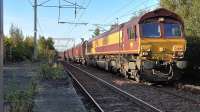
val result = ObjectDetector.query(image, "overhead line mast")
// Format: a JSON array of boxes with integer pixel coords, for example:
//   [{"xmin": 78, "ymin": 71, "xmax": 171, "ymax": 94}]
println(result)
[
  {"xmin": 31, "ymin": 0, "xmax": 86, "ymax": 60},
  {"xmin": 33, "ymin": 0, "xmax": 38, "ymax": 60},
  {"xmin": 0, "ymin": 0, "xmax": 3, "ymax": 111}
]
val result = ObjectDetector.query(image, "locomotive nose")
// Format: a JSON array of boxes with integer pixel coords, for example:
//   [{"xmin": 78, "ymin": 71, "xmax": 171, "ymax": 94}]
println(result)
[{"xmin": 140, "ymin": 39, "xmax": 186, "ymax": 61}]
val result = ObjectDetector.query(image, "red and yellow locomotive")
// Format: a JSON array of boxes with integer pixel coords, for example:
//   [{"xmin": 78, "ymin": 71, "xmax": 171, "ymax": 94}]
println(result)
[{"xmin": 64, "ymin": 8, "xmax": 187, "ymax": 82}]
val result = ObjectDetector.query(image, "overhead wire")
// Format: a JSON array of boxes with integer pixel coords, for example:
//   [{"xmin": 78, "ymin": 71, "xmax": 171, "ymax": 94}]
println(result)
[
  {"xmin": 107, "ymin": 0, "xmax": 149, "ymax": 23},
  {"xmin": 68, "ymin": 0, "xmax": 159, "ymax": 39},
  {"xmin": 118, "ymin": 3, "xmax": 160, "ymax": 19},
  {"xmin": 62, "ymin": 0, "xmax": 85, "ymax": 8},
  {"xmin": 27, "ymin": 0, "xmax": 159, "ymax": 39},
  {"xmin": 38, "ymin": 0, "xmax": 52, "ymax": 6},
  {"xmin": 106, "ymin": 0, "xmax": 158, "ymax": 25},
  {"xmin": 67, "ymin": 0, "xmax": 92, "ymax": 36},
  {"xmin": 102, "ymin": 0, "xmax": 137, "ymax": 24},
  {"xmin": 27, "ymin": 0, "xmax": 33, "ymax": 6},
  {"xmin": 27, "ymin": 0, "xmax": 45, "ymax": 37},
  {"xmin": 86, "ymin": 0, "xmax": 149, "ymax": 34},
  {"xmin": 37, "ymin": 18, "xmax": 45, "ymax": 36},
  {"xmin": 77, "ymin": 0, "xmax": 91, "ymax": 21},
  {"xmin": 85, "ymin": 0, "xmax": 159, "ymax": 38}
]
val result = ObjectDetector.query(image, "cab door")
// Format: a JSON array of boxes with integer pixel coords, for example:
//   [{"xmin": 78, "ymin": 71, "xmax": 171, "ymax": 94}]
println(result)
[{"xmin": 123, "ymin": 25, "xmax": 138, "ymax": 52}]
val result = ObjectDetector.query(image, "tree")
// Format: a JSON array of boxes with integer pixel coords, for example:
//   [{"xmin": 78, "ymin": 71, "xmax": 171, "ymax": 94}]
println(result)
[
  {"xmin": 38, "ymin": 36, "xmax": 55, "ymax": 58},
  {"xmin": 186, "ymin": 0, "xmax": 200, "ymax": 37},
  {"xmin": 4, "ymin": 36, "xmax": 13, "ymax": 62},
  {"xmin": 5, "ymin": 24, "xmax": 26, "ymax": 62},
  {"xmin": 160, "ymin": 0, "xmax": 200, "ymax": 38},
  {"xmin": 24, "ymin": 36, "xmax": 34, "ymax": 59},
  {"xmin": 92, "ymin": 27, "xmax": 100, "ymax": 37},
  {"xmin": 46, "ymin": 37, "xmax": 54, "ymax": 50},
  {"xmin": 4, "ymin": 24, "xmax": 55, "ymax": 62},
  {"xmin": 24, "ymin": 36, "xmax": 34, "ymax": 48},
  {"xmin": 160, "ymin": 0, "xmax": 177, "ymax": 11},
  {"xmin": 38, "ymin": 36, "xmax": 47, "ymax": 57},
  {"xmin": 9, "ymin": 24, "xmax": 23, "ymax": 46}
]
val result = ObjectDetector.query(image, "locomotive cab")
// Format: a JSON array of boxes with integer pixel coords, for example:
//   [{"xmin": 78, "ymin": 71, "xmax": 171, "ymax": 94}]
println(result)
[
  {"xmin": 140, "ymin": 18, "xmax": 185, "ymax": 60},
  {"xmin": 137, "ymin": 8, "xmax": 187, "ymax": 82}
]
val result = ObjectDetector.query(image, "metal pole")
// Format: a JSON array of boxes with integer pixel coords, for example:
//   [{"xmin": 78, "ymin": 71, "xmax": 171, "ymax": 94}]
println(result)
[
  {"xmin": 117, "ymin": 18, "xmax": 121, "ymax": 60},
  {"xmin": 33, "ymin": 0, "xmax": 38, "ymax": 60},
  {"xmin": 0, "ymin": 0, "xmax": 3, "ymax": 111}
]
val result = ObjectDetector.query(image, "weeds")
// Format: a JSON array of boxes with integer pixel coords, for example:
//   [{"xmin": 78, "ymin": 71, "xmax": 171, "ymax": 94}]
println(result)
[
  {"xmin": 5, "ymin": 79, "xmax": 37, "ymax": 112},
  {"xmin": 39, "ymin": 63, "xmax": 66, "ymax": 80}
]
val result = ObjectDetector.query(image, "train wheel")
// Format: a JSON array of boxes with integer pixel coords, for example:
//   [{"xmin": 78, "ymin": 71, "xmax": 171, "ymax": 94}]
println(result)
[
  {"xmin": 124, "ymin": 71, "xmax": 129, "ymax": 79},
  {"xmin": 121, "ymin": 69, "xmax": 129, "ymax": 79},
  {"xmin": 133, "ymin": 70, "xmax": 140, "ymax": 83},
  {"xmin": 135, "ymin": 74, "xmax": 141, "ymax": 83},
  {"xmin": 81, "ymin": 60, "xmax": 85, "ymax": 65}
]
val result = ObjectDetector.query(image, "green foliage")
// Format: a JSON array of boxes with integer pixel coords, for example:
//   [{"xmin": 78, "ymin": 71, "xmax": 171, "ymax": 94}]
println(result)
[
  {"xmin": 5, "ymin": 80, "xmax": 37, "ymax": 112},
  {"xmin": 38, "ymin": 36, "xmax": 55, "ymax": 59},
  {"xmin": 4, "ymin": 24, "xmax": 55, "ymax": 63},
  {"xmin": 9, "ymin": 24, "xmax": 24, "ymax": 46},
  {"xmin": 39, "ymin": 63, "xmax": 66, "ymax": 80},
  {"xmin": 46, "ymin": 38, "xmax": 54, "ymax": 50},
  {"xmin": 92, "ymin": 27, "xmax": 100, "ymax": 37},
  {"xmin": 24, "ymin": 37, "xmax": 34, "ymax": 60},
  {"xmin": 38, "ymin": 36, "xmax": 56, "ymax": 64}
]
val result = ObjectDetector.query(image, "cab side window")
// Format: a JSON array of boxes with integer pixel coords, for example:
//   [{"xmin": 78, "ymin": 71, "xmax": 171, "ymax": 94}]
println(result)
[{"xmin": 127, "ymin": 26, "xmax": 137, "ymax": 39}]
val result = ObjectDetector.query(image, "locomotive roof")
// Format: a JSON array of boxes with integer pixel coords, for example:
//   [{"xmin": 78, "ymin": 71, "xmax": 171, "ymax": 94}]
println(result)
[
  {"xmin": 74, "ymin": 42, "xmax": 85, "ymax": 48},
  {"xmin": 87, "ymin": 8, "xmax": 183, "ymax": 43},
  {"xmin": 65, "ymin": 8, "xmax": 183, "ymax": 51},
  {"xmin": 138, "ymin": 8, "xmax": 183, "ymax": 24}
]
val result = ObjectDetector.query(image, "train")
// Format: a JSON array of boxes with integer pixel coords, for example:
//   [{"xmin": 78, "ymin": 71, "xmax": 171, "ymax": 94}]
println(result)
[{"xmin": 63, "ymin": 8, "xmax": 187, "ymax": 82}]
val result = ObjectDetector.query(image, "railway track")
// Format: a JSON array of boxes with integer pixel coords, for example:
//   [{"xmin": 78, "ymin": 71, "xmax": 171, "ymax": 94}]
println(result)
[
  {"xmin": 66, "ymin": 62, "xmax": 200, "ymax": 112},
  {"xmin": 151, "ymin": 85, "xmax": 200, "ymax": 104},
  {"xmin": 64, "ymin": 63, "xmax": 162, "ymax": 112}
]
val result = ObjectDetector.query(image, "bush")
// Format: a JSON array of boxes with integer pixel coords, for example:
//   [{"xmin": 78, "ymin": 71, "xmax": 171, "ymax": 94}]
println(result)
[
  {"xmin": 185, "ymin": 38, "xmax": 200, "ymax": 65},
  {"xmin": 5, "ymin": 80, "xmax": 37, "ymax": 112},
  {"xmin": 39, "ymin": 63, "xmax": 66, "ymax": 80},
  {"xmin": 183, "ymin": 37, "xmax": 200, "ymax": 76}
]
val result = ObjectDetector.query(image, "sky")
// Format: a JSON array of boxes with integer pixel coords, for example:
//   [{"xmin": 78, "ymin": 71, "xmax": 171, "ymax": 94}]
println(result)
[{"xmin": 4, "ymin": 0, "xmax": 159, "ymax": 51}]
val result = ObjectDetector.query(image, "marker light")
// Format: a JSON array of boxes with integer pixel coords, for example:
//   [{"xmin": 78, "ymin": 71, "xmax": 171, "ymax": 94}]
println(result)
[{"xmin": 159, "ymin": 17, "xmax": 165, "ymax": 22}]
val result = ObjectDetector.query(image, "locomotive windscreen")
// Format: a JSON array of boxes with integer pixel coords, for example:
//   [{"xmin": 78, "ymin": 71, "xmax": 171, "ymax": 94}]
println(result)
[
  {"xmin": 141, "ymin": 23, "xmax": 161, "ymax": 38},
  {"xmin": 141, "ymin": 18, "xmax": 182, "ymax": 38},
  {"xmin": 163, "ymin": 23, "xmax": 181, "ymax": 37}
]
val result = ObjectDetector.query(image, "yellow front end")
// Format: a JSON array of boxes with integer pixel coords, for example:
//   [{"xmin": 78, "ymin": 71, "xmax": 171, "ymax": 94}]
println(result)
[{"xmin": 140, "ymin": 38, "xmax": 186, "ymax": 61}]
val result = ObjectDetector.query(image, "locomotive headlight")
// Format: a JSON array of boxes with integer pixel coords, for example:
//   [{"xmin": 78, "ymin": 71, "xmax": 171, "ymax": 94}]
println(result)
[
  {"xmin": 141, "ymin": 45, "xmax": 151, "ymax": 56},
  {"xmin": 141, "ymin": 45, "xmax": 151, "ymax": 51},
  {"xmin": 176, "ymin": 52, "xmax": 184, "ymax": 58},
  {"xmin": 177, "ymin": 51, "xmax": 184, "ymax": 56},
  {"xmin": 142, "ymin": 52, "xmax": 149, "ymax": 56},
  {"xmin": 146, "ymin": 48, "xmax": 151, "ymax": 52},
  {"xmin": 173, "ymin": 51, "xmax": 184, "ymax": 58},
  {"xmin": 159, "ymin": 47, "xmax": 165, "ymax": 52},
  {"xmin": 159, "ymin": 17, "xmax": 165, "ymax": 22}
]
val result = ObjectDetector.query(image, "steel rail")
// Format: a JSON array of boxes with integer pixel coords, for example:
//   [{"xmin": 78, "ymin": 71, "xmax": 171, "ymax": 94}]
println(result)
[
  {"xmin": 65, "ymin": 68, "xmax": 104, "ymax": 112},
  {"xmin": 69, "ymin": 63, "xmax": 163, "ymax": 112}
]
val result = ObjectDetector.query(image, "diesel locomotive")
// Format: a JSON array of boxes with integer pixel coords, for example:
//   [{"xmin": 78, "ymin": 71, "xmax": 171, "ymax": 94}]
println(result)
[{"xmin": 64, "ymin": 8, "xmax": 187, "ymax": 82}]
